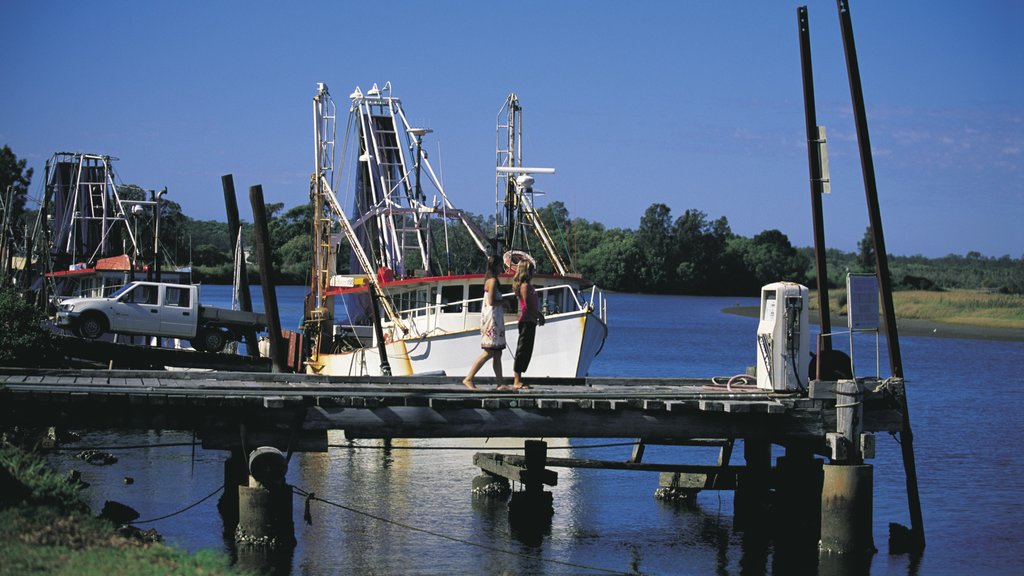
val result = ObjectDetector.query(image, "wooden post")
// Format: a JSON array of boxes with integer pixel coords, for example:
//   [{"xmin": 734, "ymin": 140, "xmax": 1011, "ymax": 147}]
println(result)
[
  {"xmin": 835, "ymin": 0, "xmax": 924, "ymax": 548},
  {"xmin": 735, "ymin": 438, "xmax": 772, "ymax": 527},
  {"xmin": 835, "ymin": 379, "xmax": 864, "ymax": 464},
  {"xmin": 798, "ymin": 6, "xmax": 833, "ymax": 351},
  {"xmin": 222, "ymin": 175, "xmax": 258, "ymax": 356},
  {"xmin": 249, "ymin": 185, "xmax": 286, "ymax": 373},
  {"xmin": 217, "ymin": 449, "xmax": 249, "ymax": 537},
  {"xmin": 508, "ymin": 440, "xmax": 554, "ymax": 523},
  {"xmin": 774, "ymin": 443, "xmax": 822, "ymax": 549}
]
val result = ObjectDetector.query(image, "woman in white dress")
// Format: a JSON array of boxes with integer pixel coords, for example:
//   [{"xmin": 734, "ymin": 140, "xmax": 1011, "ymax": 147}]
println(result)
[{"xmin": 463, "ymin": 257, "xmax": 508, "ymax": 390}]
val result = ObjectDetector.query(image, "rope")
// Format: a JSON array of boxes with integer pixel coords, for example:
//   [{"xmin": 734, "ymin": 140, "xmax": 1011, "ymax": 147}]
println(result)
[
  {"xmin": 292, "ymin": 486, "xmax": 628, "ymax": 575},
  {"xmin": 131, "ymin": 484, "xmax": 224, "ymax": 525},
  {"xmin": 46, "ymin": 442, "xmax": 201, "ymax": 451},
  {"xmin": 326, "ymin": 440, "xmax": 640, "ymax": 452}
]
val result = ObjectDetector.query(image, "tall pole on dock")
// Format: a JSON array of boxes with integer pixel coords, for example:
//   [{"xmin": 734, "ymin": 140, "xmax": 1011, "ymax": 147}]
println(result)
[
  {"xmin": 249, "ymin": 185, "xmax": 287, "ymax": 373},
  {"xmin": 797, "ymin": 6, "xmax": 833, "ymax": 351},
  {"xmin": 836, "ymin": 0, "xmax": 924, "ymax": 550},
  {"xmin": 222, "ymin": 175, "xmax": 258, "ymax": 356}
]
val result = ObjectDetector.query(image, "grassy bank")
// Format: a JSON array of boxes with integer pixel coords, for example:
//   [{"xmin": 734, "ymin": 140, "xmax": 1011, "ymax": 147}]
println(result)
[
  {"xmin": 0, "ymin": 443, "xmax": 242, "ymax": 576},
  {"xmin": 810, "ymin": 289, "xmax": 1024, "ymax": 331}
]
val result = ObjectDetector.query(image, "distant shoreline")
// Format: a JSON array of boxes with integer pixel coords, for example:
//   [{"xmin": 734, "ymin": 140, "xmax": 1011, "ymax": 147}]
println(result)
[{"xmin": 721, "ymin": 306, "xmax": 1024, "ymax": 343}]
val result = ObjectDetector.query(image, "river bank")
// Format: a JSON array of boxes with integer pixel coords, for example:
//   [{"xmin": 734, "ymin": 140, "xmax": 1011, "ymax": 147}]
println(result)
[
  {"xmin": 0, "ymin": 443, "xmax": 240, "ymax": 576},
  {"xmin": 723, "ymin": 306, "xmax": 1024, "ymax": 342}
]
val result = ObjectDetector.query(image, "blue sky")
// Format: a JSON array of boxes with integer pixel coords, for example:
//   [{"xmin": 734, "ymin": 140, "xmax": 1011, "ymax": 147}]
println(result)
[{"xmin": 2, "ymin": 0, "xmax": 1021, "ymax": 258}]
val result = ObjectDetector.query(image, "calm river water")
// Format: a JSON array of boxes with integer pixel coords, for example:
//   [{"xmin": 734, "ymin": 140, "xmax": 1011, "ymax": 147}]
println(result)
[{"xmin": 44, "ymin": 286, "xmax": 1024, "ymax": 575}]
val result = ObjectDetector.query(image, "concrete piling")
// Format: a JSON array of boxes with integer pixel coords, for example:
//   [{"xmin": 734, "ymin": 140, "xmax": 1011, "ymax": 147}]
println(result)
[
  {"xmin": 820, "ymin": 463, "xmax": 875, "ymax": 555},
  {"xmin": 233, "ymin": 447, "xmax": 295, "ymax": 549}
]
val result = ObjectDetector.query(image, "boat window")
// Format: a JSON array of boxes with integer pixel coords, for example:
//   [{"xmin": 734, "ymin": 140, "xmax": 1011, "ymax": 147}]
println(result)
[
  {"xmin": 544, "ymin": 289, "xmax": 564, "ymax": 315},
  {"xmin": 467, "ymin": 284, "xmax": 484, "ymax": 313},
  {"xmin": 415, "ymin": 289, "xmax": 429, "ymax": 317},
  {"xmin": 441, "ymin": 285, "xmax": 464, "ymax": 313}
]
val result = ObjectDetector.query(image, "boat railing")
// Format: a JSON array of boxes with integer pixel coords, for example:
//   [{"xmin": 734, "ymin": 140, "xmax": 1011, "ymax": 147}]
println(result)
[{"xmin": 387, "ymin": 283, "xmax": 605, "ymax": 339}]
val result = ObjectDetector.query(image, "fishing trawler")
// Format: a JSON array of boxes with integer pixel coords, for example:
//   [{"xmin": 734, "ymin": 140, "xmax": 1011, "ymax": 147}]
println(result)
[
  {"xmin": 302, "ymin": 83, "xmax": 608, "ymax": 377},
  {"xmin": 34, "ymin": 152, "xmax": 185, "ymax": 305}
]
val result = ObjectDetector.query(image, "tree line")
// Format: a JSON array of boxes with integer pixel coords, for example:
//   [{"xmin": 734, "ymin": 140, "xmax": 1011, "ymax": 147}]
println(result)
[{"xmin": 2, "ymin": 145, "xmax": 1021, "ymax": 296}]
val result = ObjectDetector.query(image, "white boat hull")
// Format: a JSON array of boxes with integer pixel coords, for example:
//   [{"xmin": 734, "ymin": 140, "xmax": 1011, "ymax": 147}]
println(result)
[{"xmin": 309, "ymin": 308, "xmax": 607, "ymax": 378}]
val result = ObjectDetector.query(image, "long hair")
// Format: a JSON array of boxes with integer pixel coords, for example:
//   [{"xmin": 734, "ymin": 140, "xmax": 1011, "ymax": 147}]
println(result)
[
  {"xmin": 484, "ymin": 256, "xmax": 501, "ymax": 280},
  {"xmin": 512, "ymin": 260, "xmax": 533, "ymax": 294}
]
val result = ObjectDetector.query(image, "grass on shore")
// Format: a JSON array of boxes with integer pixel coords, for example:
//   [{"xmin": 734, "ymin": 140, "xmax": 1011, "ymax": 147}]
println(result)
[
  {"xmin": 0, "ymin": 443, "xmax": 242, "ymax": 576},
  {"xmin": 811, "ymin": 289, "xmax": 1024, "ymax": 331}
]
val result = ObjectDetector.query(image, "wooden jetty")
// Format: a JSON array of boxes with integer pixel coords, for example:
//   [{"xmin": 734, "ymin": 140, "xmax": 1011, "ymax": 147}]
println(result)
[
  {"xmin": 0, "ymin": 367, "xmax": 903, "ymax": 445},
  {"xmin": 0, "ymin": 367, "xmax": 904, "ymax": 553}
]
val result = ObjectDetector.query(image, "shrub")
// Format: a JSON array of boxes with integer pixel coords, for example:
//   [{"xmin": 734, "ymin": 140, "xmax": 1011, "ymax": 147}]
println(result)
[{"xmin": 0, "ymin": 286, "xmax": 61, "ymax": 367}]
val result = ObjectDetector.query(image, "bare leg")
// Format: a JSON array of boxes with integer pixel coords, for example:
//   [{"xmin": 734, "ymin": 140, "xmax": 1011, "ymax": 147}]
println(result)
[
  {"xmin": 463, "ymin": 350, "xmax": 491, "ymax": 390},
  {"xmin": 493, "ymin": 354, "xmax": 507, "ymax": 389}
]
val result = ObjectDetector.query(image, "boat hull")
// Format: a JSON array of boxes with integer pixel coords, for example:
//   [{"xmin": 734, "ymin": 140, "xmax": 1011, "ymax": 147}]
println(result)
[{"xmin": 308, "ymin": 309, "xmax": 607, "ymax": 378}]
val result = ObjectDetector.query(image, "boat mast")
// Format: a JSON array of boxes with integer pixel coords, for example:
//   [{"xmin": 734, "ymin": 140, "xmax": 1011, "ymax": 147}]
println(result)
[
  {"xmin": 307, "ymin": 84, "xmax": 406, "ymax": 367},
  {"xmin": 494, "ymin": 95, "xmax": 569, "ymax": 275}
]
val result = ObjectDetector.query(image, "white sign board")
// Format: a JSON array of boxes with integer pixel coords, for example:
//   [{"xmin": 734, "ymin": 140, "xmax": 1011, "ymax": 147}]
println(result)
[{"xmin": 847, "ymin": 274, "xmax": 880, "ymax": 331}]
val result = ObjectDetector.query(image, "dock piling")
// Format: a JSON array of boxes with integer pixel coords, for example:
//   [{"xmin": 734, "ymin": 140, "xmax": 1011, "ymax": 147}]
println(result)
[
  {"xmin": 249, "ymin": 185, "xmax": 287, "ymax": 373},
  {"xmin": 235, "ymin": 447, "xmax": 295, "ymax": 549},
  {"xmin": 735, "ymin": 438, "xmax": 772, "ymax": 527},
  {"xmin": 508, "ymin": 440, "xmax": 554, "ymax": 523},
  {"xmin": 820, "ymin": 463, "xmax": 875, "ymax": 555}
]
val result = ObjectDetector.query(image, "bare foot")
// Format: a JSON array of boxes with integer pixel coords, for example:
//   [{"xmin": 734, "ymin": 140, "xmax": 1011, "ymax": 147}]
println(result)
[
  {"xmin": 462, "ymin": 379, "xmax": 477, "ymax": 390},
  {"xmin": 514, "ymin": 383, "xmax": 532, "ymax": 390},
  {"xmin": 496, "ymin": 384, "xmax": 512, "ymax": 391}
]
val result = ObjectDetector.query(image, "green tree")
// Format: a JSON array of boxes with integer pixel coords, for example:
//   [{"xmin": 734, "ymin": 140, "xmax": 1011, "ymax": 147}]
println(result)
[
  {"xmin": 0, "ymin": 285, "xmax": 60, "ymax": 367},
  {"xmin": 635, "ymin": 203, "xmax": 674, "ymax": 293},
  {"xmin": 857, "ymin": 227, "xmax": 876, "ymax": 272},
  {"xmin": 0, "ymin": 146, "xmax": 34, "ymax": 256},
  {"xmin": 740, "ymin": 229, "xmax": 809, "ymax": 288},
  {"xmin": 578, "ymin": 228, "xmax": 639, "ymax": 291},
  {"xmin": 671, "ymin": 209, "xmax": 732, "ymax": 294}
]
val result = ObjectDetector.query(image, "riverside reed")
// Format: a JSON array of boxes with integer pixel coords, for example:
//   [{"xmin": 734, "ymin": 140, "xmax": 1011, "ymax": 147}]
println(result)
[{"xmin": 811, "ymin": 290, "xmax": 1024, "ymax": 331}]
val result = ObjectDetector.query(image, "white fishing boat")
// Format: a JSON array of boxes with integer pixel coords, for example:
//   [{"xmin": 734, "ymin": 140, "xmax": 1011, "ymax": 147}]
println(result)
[
  {"xmin": 36, "ymin": 152, "xmax": 185, "ymax": 303},
  {"xmin": 303, "ymin": 83, "xmax": 607, "ymax": 377}
]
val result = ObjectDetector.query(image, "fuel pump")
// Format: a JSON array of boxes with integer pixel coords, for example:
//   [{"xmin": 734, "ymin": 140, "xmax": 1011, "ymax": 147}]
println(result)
[{"xmin": 756, "ymin": 282, "xmax": 810, "ymax": 391}]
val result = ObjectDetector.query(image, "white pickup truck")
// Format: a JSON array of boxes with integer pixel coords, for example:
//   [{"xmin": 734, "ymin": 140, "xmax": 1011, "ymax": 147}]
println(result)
[{"xmin": 56, "ymin": 281, "xmax": 267, "ymax": 353}]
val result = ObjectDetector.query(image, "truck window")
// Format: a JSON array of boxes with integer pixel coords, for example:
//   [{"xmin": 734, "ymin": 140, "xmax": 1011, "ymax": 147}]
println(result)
[
  {"xmin": 139, "ymin": 285, "xmax": 158, "ymax": 305},
  {"xmin": 166, "ymin": 286, "xmax": 190, "ymax": 308},
  {"xmin": 119, "ymin": 285, "xmax": 153, "ymax": 304}
]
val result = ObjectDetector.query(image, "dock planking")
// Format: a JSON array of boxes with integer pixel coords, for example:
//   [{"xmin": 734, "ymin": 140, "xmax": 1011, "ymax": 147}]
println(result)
[{"xmin": 0, "ymin": 368, "xmax": 905, "ymax": 452}]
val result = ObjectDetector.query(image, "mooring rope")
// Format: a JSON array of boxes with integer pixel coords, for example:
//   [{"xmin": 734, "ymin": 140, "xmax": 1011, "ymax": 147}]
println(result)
[
  {"xmin": 326, "ymin": 440, "xmax": 640, "ymax": 452},
  {"xmin": 46, "ymin": 442, "xmax": 201, "ymax": 451},
  {"xmin": 131, "ymin": 484, "xmax": 224, "ymax": 525},
  {"xmin": 291, "ymin": 485, "xmax": 630, "ymax": 575}
]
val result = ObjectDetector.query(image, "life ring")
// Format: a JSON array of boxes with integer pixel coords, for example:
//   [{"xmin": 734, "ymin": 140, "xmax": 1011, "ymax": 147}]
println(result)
[{"xmin": 502, "ymin": 250, "xmax": 537, "ymax": 271}]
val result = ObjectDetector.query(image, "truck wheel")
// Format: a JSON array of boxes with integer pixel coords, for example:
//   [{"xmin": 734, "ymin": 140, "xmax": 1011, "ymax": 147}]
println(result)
[
  {"xmin": 78, "ymin": 313, "xmax": 107, "ymax": 339},
  {"xmin": 196, "ymin": 328, "xmax": 226, "ymax": 353}
]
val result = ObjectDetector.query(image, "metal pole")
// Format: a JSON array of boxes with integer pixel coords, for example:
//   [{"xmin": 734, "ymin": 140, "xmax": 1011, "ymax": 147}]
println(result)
[
  {"xmin": 836, "ymin": 0, "xmax": 924, "ymax": 550},
  {"xmin": 152, "ymin": 188, "xmax": 166, "ymax": 282},
  {"xmin": 798, "ymin": 6, "xmax": 832, "ymax": 351},
  {"xmin": 369, "ymin": 284, "xmax": 392, "ymax": 376}
]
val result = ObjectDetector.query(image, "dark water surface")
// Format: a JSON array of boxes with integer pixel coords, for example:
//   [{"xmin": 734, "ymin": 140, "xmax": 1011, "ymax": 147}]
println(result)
[{"xmin": 43, "ymin": 288, "xmax": 1024, "ymax": 575}]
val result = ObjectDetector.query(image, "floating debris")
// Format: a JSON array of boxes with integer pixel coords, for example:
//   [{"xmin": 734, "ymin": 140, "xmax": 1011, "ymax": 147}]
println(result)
[{"xmin": 76, "ymin": 450, "xmax": 118, "ymax": 466}]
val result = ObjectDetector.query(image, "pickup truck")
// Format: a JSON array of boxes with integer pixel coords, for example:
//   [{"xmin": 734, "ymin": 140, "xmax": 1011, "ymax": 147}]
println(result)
[{"xmin": 56, "ymin": 281, "xmax": 267, "ymax": 353}]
